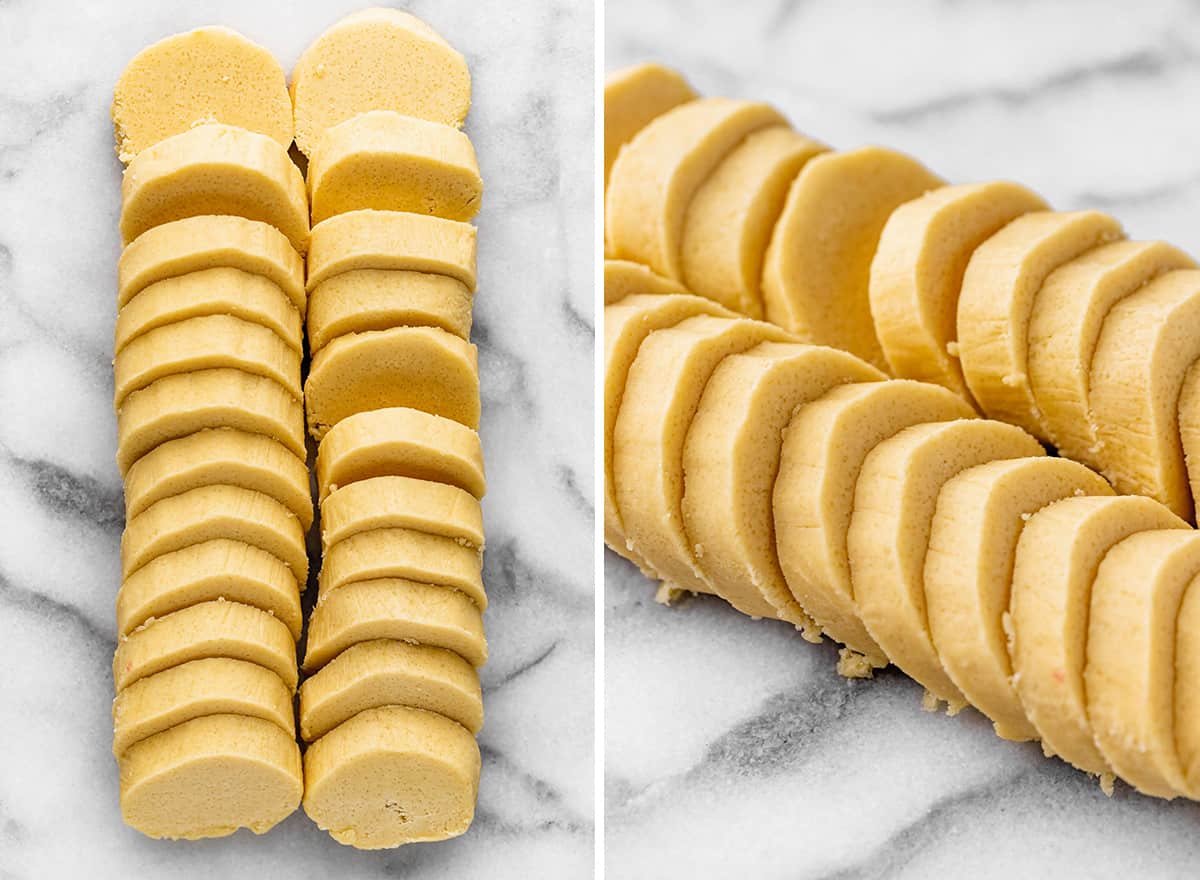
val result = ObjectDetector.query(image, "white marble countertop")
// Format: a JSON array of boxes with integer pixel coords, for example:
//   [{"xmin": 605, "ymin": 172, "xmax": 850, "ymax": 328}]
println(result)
[
  {"xmin": 0, "ymin": 0, "xmax": 593, "ymax": 876},
  {"xmin": 606, "ymin": 0, "xmax": 1200, "ymax": 876}
]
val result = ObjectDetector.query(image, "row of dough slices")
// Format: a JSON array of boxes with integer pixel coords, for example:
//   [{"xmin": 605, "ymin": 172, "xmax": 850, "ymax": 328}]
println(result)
[
  {"xmin": 604, "ymin": 64, "xmax": 1200, "ymax": 525},
  {"xmin": 606, "ymin": 298, "xmax": 1200, "ymax": 800}
]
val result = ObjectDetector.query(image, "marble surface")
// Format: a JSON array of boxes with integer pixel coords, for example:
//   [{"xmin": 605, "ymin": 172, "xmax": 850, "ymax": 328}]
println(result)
[
  {"xmin": 606, "ymin": 0, "xmax": 1200, "ymax": 876},
  {"xmin": 0, "ymin": 0, "xmax": 593, "ymax": 876}
]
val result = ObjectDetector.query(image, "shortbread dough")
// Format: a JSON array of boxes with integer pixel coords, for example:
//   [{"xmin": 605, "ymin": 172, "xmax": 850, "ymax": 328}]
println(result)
[
  {"xmin": 1172, "ymin": 574, "xmax": 1200, "ymax": 795},
  {"xmin": 603, "ymin": 63, "xmax": 695, "ymax": 188},
  {"xmin": 322, "ymin": 476, "xmax": 483, "ymax": 550},
  {"xmin": 603, "ymin": 259, "xmax": 688, "ymax": 305},
  {"xmin": 1179, "ymin": 363, "xmax": 1200, "ymax": 513}
]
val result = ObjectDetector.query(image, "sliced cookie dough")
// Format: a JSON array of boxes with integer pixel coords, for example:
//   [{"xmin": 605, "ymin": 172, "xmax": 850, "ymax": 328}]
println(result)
[
  {"xmin": 869, "ymin": 181, "xmax": 1047, "ymax": 395},
  {"xmin": 1173, "ymin": 573, "xmax": 1200, "ymax": 797},
  {"xmin": 300, "ymin": 640, "xmax": 483, "ymax": 741},
  {"xmin": 604, "ymin": 63, "xmax": 695, "ymax": 189},
  {"xmin": 603, "ymin": 259, "xmax": 688, "ymax": 305},
  {"xmin": 322, "ymin": 476, "xmax": 483, "ymax": 550},
  {"xmin": 1181, "ymin": 363, "xmax": 1200, "ymax": 516},
  {"xmin": 762, "ymin": 146, "xmax": 944, "ymax": 368}
]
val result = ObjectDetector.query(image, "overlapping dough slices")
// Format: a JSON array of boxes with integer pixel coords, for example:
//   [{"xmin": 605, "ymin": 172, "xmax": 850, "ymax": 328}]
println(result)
[
  {"xmin": 603, "ymin": 259, "xmax": 688, "ymax": 305},
  {"xmin": 604, "ymin": 63, "xmax": 696, "ymax": 191}
]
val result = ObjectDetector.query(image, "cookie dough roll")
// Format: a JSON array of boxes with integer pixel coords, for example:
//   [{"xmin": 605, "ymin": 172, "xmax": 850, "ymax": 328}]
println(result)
[
  {"xmin": 682, "ymin": 342, "xmax": 882, "ymax": 627},
  {"xmin": 321, "ymin": 476, "xmax": 483, "ymax": 551},
  {"xmin": 774, "ymin": 380, "xmax": 973, "ymax": 670},
  {"xmin": 1028, "ymin": 241, "xmax": 1194, "ymax": 467},
  {"xmin": 925, "ymin": 456, "xmax": 1113, "ymax": 741},
  {"xmin": 957, "ymin": 210, "xmax": 1124, "ymax": 438},
  {"xmin": 603, "ymin": 259, "xmax": 689, "ymax": 305},
  {"xmin": 316, "ymin": 407, "xmax": 486, "ymax": 503},
  {"xmin": 1089, "ymin": 269, "xmax": 1200, "ymax": 520},
  {"xmin": 606, "ymin": 97, "xmax": 786, "ymax": 280},
  {"xmin": 1088, "ymin": 529, "xmax": 1200, "ymax": 799},
  {"xmin": 869, "ymin": 181, "xmax": 1047, "ymax": 396},
  {"xmin": 762, "ymin": 146, "xmax": 943, "ymax": 368},
  {"xmin": 604, "ymin": 63, "xmax": 696, "ymax": 189},
  {"xmin": 119, "ymin": 124, "xmax": 309, "ymax": 253},
  {"xmin": 1011, "ymin": 495, "xmax": 1186, "ymax": 780},
  {"xmin": 850, "ymin": 419, "xmax": 1044, "ymax": 708}
]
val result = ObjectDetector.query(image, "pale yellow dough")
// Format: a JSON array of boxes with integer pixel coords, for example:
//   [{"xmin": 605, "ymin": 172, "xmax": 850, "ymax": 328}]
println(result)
[
  {"xmin": 762, "ymin": 146, "xmax": 944, "ymax": 368},
  {"xmin": 603, "ymin": 259, "xmax": 688, "ymax": 305},
  {"xmin": 603, "ymin": 63, "xmax": 695, "ymax": 189},
  {"xmin": 322, "ymin": 476, "xmax": 483, "ymax": 550},
  {"xmin": 1181, "ymin": 364, "xmax": 1200, "ymax": 516},
  {"xmin": 1172, "ymin": 574, "xmax": 1200, "ymax": 795}
]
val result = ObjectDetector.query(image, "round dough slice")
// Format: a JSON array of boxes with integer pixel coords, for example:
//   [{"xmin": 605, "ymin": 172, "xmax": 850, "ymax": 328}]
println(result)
[
  {"xmin": 308, "ymin": 110, "xmax": 482, "ymax": 224},
  {"xmin": 114, "ymin": 267, "xmax": 301, "ymax": 356},
  {"xmin": 762, "ymin": 146, "xmax": 944, "ymax": 368},
  {"xmin": 117, "ymin": 215, "xmax": 305, "ymax": 312},
  {"xmin": 869, "ymin": 181, "xmax": 1048, "ymax": 395},
  {"xmin": 316, "ymin": 406, "xmax": 485, "ymax": 503},
  {"xmin": 112, "ymin": 314, "xmax": 301, "ymax": 409},
  {"xmin": 121, "ymin": 485, "xmax": 308, "ymax": 582},
  {"xmin": 305, "ymin": 326, "xmax": 479, "ymax": 440},
  {"xmin": 1180, "ymin": 363, "xmax": 1200, "ymax": 517},
  {"xmin": 322, "ymin": 476, "xmax": 483, "ymax": 550},
  {"xmin": 119, "ymin": 123, "xmax": 308, "ymax": 253},
  {"xmin": 304, "ymin": 578, "xmax": 487, "ymax": 671},
  {"xmin": 775, "ymin": 380, "xmax": 974, "ymax": 668},
  {"xmin": 113, "ymin": 599, "xmax": 298, "ymax": 693},
  {"xmin": 111, "ymin": 26, "xmax": 292, "ymax": 164},
  {"xmin": 318, "ymin": 528, "xmax": 485, "ymax": 610},
  {"xmin": 606, "ymin": 97, "xmax": 786, "ymax": 280},
  {"xmin": 1172, "ymin": 572, "xmax": 1200, "ymax": 797},
  {"xmin": 1088, "ymin": 529, "xmax": 1200, "ymax": 799},
  {"xmin": 681, "ymin": 126, "xmax": 827, "ymax": 317},
  {"xmin": 957, "ymin": 210, "xmax": 1124, "ymax": 437},
  {"xmin": 116, "ymin": 368, "xmax": 305, "ymax": 475},
  {"xmin": 300, "ymin": 640, "xmax": 482, "ymax": 741},
  {"xmin": 302, "ymin": 705, "xmax": 480, "ymax": 849},
  {"xmin": 116, "ymin": 539, "xmax": 302, "ymax": 641},
  {"xmin": 290, "ymin": 8, "xmax": 471, "ymax": 157},
  {"xmin": 308, "ymin": 269, "xmax": 472, "ymax": 353},
  {"xmin": 682, "ymin": 342, "xmax": 883, "ymax": 626},
  {"xmin": 603, "ymin": 294, "xmax": 735, "ymax": 575},
  {"xmin": 925, "ymin": 456, "xmax": 1114, "ymax": 741},
  {"xmin": 614, "ymin": 315, "xmax": 796, "ymax": 599},
  {"xmin": 1028, "ymin": 241, "xmax": 1194, "ymax": 466},
  {"xmin": 119, "ymin": 714, "xmax": 301, "ymax": 840},
  {"xmin": 112, "ymin": 657, "xmax": 294, "ymax": 757},
  {"xmin": 1088, "ymin": 269, "xmax": 1200, "ymax": 520},
  {"xmin": 603, "ymin": 63, "xmax": 696, "ymax": 189},
  {"xmin": 603, "ymin": 259, "xmax": 688, "ymax": 305},
  {"xmin": 123, "ymin": 428, "xmax": 311, "ymax": 528},
  {"xmin": 850, "ymin": 419, "xmax": 1044, "ymax": 707},
  {"xmin": 1011, "ymin": 495, "xmax": 1187, "ymax": 779}
]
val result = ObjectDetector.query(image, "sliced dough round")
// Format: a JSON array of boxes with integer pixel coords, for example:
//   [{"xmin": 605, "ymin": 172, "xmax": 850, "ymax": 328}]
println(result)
[
  {"xmin": 322, "ymin": 476, "xmax": 483, "ymax": 550},
  {"xmin": 302, "ymin": 705, "xmax": 480, "ymax": 849},
  {"xmin": 1028, "ymin": 241, "xmax": 1194, "ymax": 466},
  {"xmin": 123, "ymin": 428, "xmax": 311, "ymax": 528},
  {"xmin": 762, "ymin": 146, "xmax": 944, "ymax": 368},
  {"xmin": 957, "ymin": 210, "xmax": 1124, "ymax": 437},
  {"xmin": 112, "ymin": 314, "xmax": 301, "ymax": 409},
  {"xmin": 316, "ymin": 406, "xmax": 485, "ymax": 503},
  {"xmin": 116, "ymin": 539, "xmax": 302, "ymax": 641},
  {"xmin": 304, "ymin": 578, "xmax": 487, "ymax": 671},
  {"xmin": 603, "ymin": 259, "xmax": 688, "ymax": 305},
  {"xmin": 290, "ymin": 8, "xmax": 471, "ymax": 157},
  {"xmin": 308, "ymin": 111, "xmax": 481, "ymax": 224},
  {"xmin": 603, "ymin": 63, "xmax": 695, "ymax": 189},
  {"xmin": 924, "ymin": 456, "xmax": 1113, "ymax": 740},
  {"xmin": 851, "ymin": 419, "xmax": 1043, "ymax": 707},
  {"xmin": 308, "ymin": 269, "xmax": 472, "ymax": 353},
  {"xmin": 112, "ymin": 657, "xmax": 294, "ymax": 757},
  {"xmin": 120, "ymin": 124, "xmax": 308, "ymax": 253},
  {"xmin": 119, "ymin": 714, "xmax": 301, "ymax": 840},
  {"xmin": 1173, "ymin": 573, "xmax": 1200, "ymax": 796},
  {"xmin": 305, "ymin": 327, "xmax": 479, "ymax": 440},
  {"xmin": 121, "ymin": 485, "xmax": 308, "ymax": 582},
  {"xmin": 683, "ymin": 342, "xmax": 882, "ymax": 626},
  {"xmin": 1011, "ymin": 495, "xmax": 1186, "ymax": 778},
  {"xmin": 1088, "ymin": 529, "xmax": 1200, "ymax": 798},
  {"xmin": 870, "ymin": 181, "xmax": 1048, "ymax": 395},
  {"xmin": 116, "ymin": 368, "xmax": 305, "ymax": 475},
  {"xmin": 606, "ymin": 97, "xmax": 786, "ymax": 279},
  {"xmin": 1088, "ymin": 269, "xmax": 1200, "ymax": 520},
  {"xmin": 111, "ymin": 26, "xmax": 292, "ymax": 164},
  {"xmin": 1180, "ymin": 363, "xmax": 1200, "ymax": 516},
  {"xmin": 614, "ymin": 315, "xmax": 796, "ymax": 599},
  {"xmin": 681, "ymin": 126, "xmax": 826, "ymax": 317},
  {"xmin": 117, "ymin": 215, "xmax": 305, "ymax": 312},
  {"xmin": 300, "ymin": 640, "xmax": 482, "ymax": 741},
  {"xmin": 775, "ymin": 380, "xmax": 974, "ymax": 667},
  {"xmin": 115, "ymin": 267, "xmax": 301, "ymax": 356},
  {"xmin": 318, "ymin": 528, "xmax": 485, "ymax": 610},
  {"xmin": 603, "ymin": 294, "xmax": 734, "ymax": 574},
  {"xmin": 113, "ymin": 599, "xmax": 298, "ymax": 692}
]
